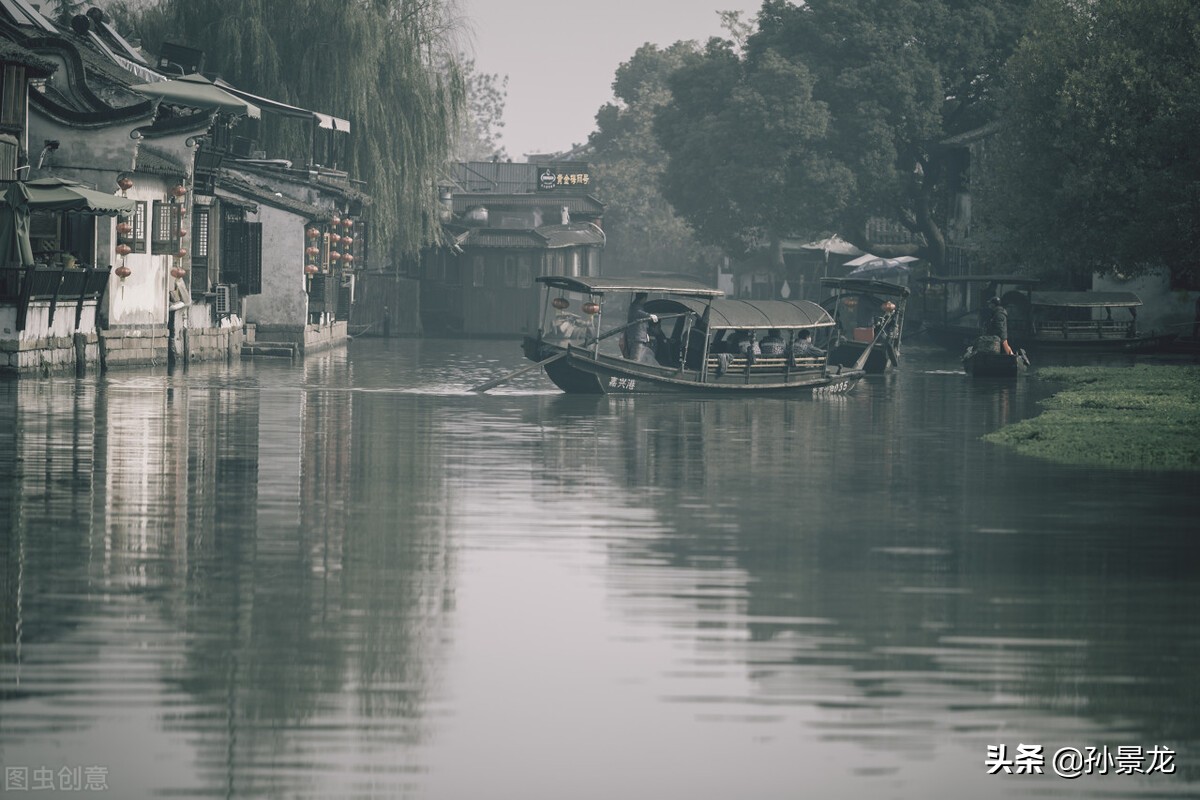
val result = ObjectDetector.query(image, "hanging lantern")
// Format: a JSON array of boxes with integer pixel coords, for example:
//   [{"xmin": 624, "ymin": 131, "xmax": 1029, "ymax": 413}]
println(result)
[
  {"xmin": 117, "ymin": 176, "xmax": 134, "ymax": 192},
  {"xmin": 341, "ymin": 253, "xmax": 354, "ymax": 264},
  {"xmin": 331, "ymin": 215, "xmax": 341, "ymax": 228},
  {"xmin": 330, "ymin": 251, "xmax": 342, "ymax": 262},
  {"xmin": 552, "ymin": 297, "xmax": 570, "ymax": 310},
  {"xmin": 842, "ymin": 296, "xmax": 859, "ymax": 309},
  {"xmin": 116, "ymin": 221, "xmax": 133, "ymax": 236},
  {"xmin": 881, "ymin": 300, "xmax": 897, "ymax": 313},
  {"xmin": 115, "ymin": 265, "xmax": 132, "ymax": 279},
  {"xmin": 341, "ymin": 218, "xmax": 353, "ymax": 229},
  {"xmin": 177, "ymin": 228, "xmax": 188, "ymax": 238},
  {"xmin": 340, "ymin": 236, "xmax": 353, "ymax": 248},
  {"xmin": 306, "ymin": 227, "xmax": 320, "ymax": 240},
  {"xmin": 170, "ymin": 266, "xmax": 187, "ymax": 279},
  {"xmin": 330, "ymin": 233, "xmax": 342, "ymax": 245},
  {"xmin": 172, "ymin": 184, "xmax": 187, "ymax": 198},
  {"xmin": 306, "ymin": 245, "xmax": 321, "ymax": 258},
  {"xmin": 304, "ymin": 264, "xmax": 320, "ymax": 275},
  {"xmin": 582, "ymin": 302, "xmax": 601, "ymax": 315},
  {"xmin": 115, "ymin": 243, "xmax": 132, "ymax": 256},
  {"xmin": 175, "ymin": 248, "xmax": 188, "ymax": 258}
]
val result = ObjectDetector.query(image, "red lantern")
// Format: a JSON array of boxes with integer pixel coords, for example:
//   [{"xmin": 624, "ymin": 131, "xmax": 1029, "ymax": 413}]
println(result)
[
  {"xmin": 330, "ymin": 251, "xmax": 342, "ymax": 262},
  {"xmin": 115, "ymin": 265, "xmax": 132, "ymax": 279},
  {"xmin": 341, "ymin": 253, "xmax": 354, "ymax": 264},
  {"xmin": 172, "ymin": 184, "xmax": 187, "ymax": 198},
  {"xmin": 331, "ymin": 216, "xmax": 341, "ymax": 228},
  {"xmin": 881, "ymin": 300, "xmax": 897, "ymax": 313},
  {"xmin": 117, "ymin": 177, "xmax": 134, "ymax": 192},
  {"xmin": 340, "ymin": 236, "xmax": 353, "ymax": 248},
  {"xmin": 115, "ymin": 243, "xmax": 132, "ymax": 256},
  {"xmin": 306, "ymin": 227, "xmax": 320, "ymax": 240},
  {"xmin": 842, "ymin": 296, "xmax": 859, "ymax": 309},
  {"xmin": 306, "ymin": 245, "xmax": 321, "ymax": 258},
  {"xmin": 177, "ymin": 228, "xmax": 188, "ymax": 238},
  {"xmin": 330, "ymin": 233, "xmax": 342, "ymax": 245},
  {"xmin": 116, "ymin": 221, "xmax": 133, "ymax": 236},
  {"xmin": 304, "ymin": 264, "xmax": 320, "ymax": 275},
  {"xmin": 582, "ymin": 302, "xmax": 600, "ymax": 315},
  {"xmin": 175, "ymin": 248, "xmax": 188, "ymax": 258},
  {"xmin": 552, "ymin": 297, "xmax": 570, "ymax": 310},
  {"xmin": 341, "ymin": 218, "xmax": 353, "ymax": 229},
  {"xmin": 170, "ymin": 267, "xmax": 187, "ymax": 279}
]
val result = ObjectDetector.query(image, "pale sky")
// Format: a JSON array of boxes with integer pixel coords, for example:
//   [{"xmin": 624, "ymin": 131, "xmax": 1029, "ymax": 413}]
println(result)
[{"xmin": 456, "ymin": 0, "xmax": 765, "ymax": 160}]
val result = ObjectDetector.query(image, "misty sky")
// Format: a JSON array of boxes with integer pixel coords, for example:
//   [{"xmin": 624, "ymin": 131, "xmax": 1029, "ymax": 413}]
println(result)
[{"xmin": 457, "ymin": 0, "xmax": 764, "ymax": 160}]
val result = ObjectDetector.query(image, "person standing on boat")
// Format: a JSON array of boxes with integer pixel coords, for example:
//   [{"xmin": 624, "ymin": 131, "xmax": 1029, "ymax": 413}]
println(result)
[
  {"xmin": 624, "ymin": 292, "xmax": 660, "ymax": 364},
  {"xmin": 984, "ymin": 296, "xmax": 1015, "ymax": 355}
]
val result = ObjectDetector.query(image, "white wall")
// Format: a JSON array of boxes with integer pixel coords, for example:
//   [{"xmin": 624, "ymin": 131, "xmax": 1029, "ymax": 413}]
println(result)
[{"xmin": 241, "ymin": 204, "xmax": 308, "ymax": 327}]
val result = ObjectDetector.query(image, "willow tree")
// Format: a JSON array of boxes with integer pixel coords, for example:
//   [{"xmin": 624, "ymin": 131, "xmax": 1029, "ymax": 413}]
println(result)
[{"xmin": 121, "ymin": 0, "xmax": 465, "ymax": 261}]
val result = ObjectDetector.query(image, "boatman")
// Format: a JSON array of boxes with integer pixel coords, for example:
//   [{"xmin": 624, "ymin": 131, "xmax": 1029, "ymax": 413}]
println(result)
[
  {"xmin": 624, "ymin": 292, "xmax": 660, "ymax": 364},
  {"xmin": 984, "ymin": 296, "xmax": 1015, "ymax": 356}
]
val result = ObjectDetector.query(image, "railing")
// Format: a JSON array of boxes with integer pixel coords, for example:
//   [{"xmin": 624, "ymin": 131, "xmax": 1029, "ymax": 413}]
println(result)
[
  {"xmin": 1033, "ymin": 319, "xmax": 1136, "ymax": 340},
  {"xmin": 0, "ymin": 265, "xmax": 111, "ymax": 332}
]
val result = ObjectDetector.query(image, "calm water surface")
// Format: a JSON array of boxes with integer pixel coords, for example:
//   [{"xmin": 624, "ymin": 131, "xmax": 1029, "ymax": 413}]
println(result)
[{"xmin": 1, "ymin": 339, "xmax": 1197, "ymax": 799}]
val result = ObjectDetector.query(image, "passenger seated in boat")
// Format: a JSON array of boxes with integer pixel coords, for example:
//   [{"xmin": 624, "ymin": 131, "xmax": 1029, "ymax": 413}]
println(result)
[
  {"xmin": 551, "ymin": 312, "xmax": 588, "ymax": 342},
  {"xmin": 731, "ymin": 331, "xmax": 760, "ymax": 356},
  {"xmin": 791, "ymin": 329, "xmax": 826, "ymax": 358},
  {"xmin": 760, "ymin": 329, "xmax": 785, "ymax": 356}
]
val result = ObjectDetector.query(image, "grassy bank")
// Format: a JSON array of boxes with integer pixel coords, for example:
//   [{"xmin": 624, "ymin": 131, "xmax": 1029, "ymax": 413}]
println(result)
[{"xmin": 984, "ymin": 364, "xmax": 1200, "ymax": 470}]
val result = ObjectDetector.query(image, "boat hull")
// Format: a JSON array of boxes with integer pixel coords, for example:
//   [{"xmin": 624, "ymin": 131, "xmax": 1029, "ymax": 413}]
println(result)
[
  {"xmin": 963, "ymin": 348, "xmax": 1029, "ymax": 377},
  {"xmin": 526, "ymin": 338, "xmax": 863, "ymax": 396}
]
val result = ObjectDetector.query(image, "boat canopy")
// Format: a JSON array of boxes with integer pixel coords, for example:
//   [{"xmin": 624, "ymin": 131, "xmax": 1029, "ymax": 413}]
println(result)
[
  {"xmin": 536, "ymin": 275, "xmax": 723, "ymax": 298},
  {"xmin": 919, "ymin": 274, "xmax": 1039, "ymax": 286},
  {"xmin": 647, "ymin": 297, "xmax": 835, "ymax": 330},
  {"xmin": 820, "ymin": 277, "xmax": 911, "ymax": 297},
  {"xmin": 1031, "ymin": 291, "xmax": 1142, "ymax": 308}
]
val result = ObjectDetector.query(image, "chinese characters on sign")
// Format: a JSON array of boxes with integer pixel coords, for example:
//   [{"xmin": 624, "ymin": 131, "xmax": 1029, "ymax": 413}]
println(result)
[
  {"xmin": 986, "ymin": 744, "xmax": 1176, "ymax": 779},
  {"xmin": 4, "ymin": 765, "xmax": 109, "ymax": 792},
  {"xmin": 536, "ymin": 167, "xmax": 590, "ymax": 192}
]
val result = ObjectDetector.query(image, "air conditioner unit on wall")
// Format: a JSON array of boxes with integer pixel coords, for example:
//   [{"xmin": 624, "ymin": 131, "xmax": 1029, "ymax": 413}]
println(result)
[{"xmin": 214, "ymin": 284, "xmax": 232, "ymax": 315}]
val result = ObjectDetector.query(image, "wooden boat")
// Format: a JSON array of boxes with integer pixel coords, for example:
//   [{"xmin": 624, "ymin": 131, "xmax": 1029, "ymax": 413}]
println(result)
[
  {"xmin": 962, "ymin": 341, "xmax": 1030, "ymax": 377},
  {"xmin": 819, "ymin": 277, "xmax": 910, "ymax": 373},
  {"xmin": 919, "ymin": 276, "xmax": 1172, "ymax": 354},
  {"xmin": 496, "ymin": 276, "xmax": 874, "ymax": 396},
  {"xmin": 917, "ymin": 274, "xmax": 1040, "ymax": 351}
]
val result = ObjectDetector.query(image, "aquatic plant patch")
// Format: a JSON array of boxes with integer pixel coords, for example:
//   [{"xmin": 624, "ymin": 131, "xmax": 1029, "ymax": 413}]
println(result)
[{"xmin": 984, "ymin": 365, "xmax": 1200, "ymax": 470}]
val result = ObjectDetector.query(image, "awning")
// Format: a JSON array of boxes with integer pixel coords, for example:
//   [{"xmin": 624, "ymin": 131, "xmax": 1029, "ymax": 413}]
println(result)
[
  {"xmin": 129, "ymin": 73, "xmax": 261, "ymax": 119},
  {"xmin": 648, "ymin": 298, "xmax": 835, "ymax": 330},
  {"xmin": 1, "ymin": 179, "xmax": 134, "ymax": 267},
  {"xmin": 536, "ymin": 274, "xmax": 723, "ymax": 298},
  {"xmin": 213, "ymin": 79, "xmax": 350, "ymax": 132},
  {"xmin": 12, "ymin": 178, "xmax": 135, "ymax": 215}
]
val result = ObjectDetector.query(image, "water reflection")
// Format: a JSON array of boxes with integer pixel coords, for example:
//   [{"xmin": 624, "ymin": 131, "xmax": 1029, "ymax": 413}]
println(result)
[{"xmin": 0, "ymin": 340, "xmax": 1197, "ymax": 799}]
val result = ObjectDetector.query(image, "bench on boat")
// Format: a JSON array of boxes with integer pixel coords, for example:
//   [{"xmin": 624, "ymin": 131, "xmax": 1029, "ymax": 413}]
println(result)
[
  {"xmin": 1033, "ymin": 320, "xmax": 1135, "ymax": 340},
  {"xmin": 705, "ymin": 355, "xmax": 824, "ymax": 375}
]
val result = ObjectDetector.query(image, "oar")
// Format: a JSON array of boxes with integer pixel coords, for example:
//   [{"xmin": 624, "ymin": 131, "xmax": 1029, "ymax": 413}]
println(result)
[
  {"xmin": 850, "ymin": 309, "xmax": 898, "ymax": 372},
  {"xmin": 471, "ymin": 312, "xmax": 690, "ymax": 393}
]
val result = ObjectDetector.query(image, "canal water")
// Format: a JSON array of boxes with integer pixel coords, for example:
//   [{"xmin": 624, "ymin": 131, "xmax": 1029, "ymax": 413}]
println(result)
[{"xmin": 1, "ymin": 339, "xmax": 1197, "ymax": 799}]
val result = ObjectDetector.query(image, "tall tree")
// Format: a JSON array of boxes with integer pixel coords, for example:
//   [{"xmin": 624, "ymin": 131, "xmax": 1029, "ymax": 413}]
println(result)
[
  {"xmin": 450, "ymin": 58, "xmax": 508, "ymax": 163},
  {"xmin": 589, "ymin": 42, "xmax": 722, "ymax": 279},
  {"xmin": 655, "ymin": 0, "xmax": 1031, "ymax": 271},
  {"xmin": 118, "ymin": 0, "xmax": 465, "ymax": 262},
  {"xmin": 980, "ymin": 0, "xmax": 1200, "ymax": 285}
]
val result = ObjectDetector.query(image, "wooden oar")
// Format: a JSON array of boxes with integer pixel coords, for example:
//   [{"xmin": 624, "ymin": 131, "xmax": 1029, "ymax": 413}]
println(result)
[{"xmin": 471, "ymin": 312, "xmax": 691, "ymax": 393}]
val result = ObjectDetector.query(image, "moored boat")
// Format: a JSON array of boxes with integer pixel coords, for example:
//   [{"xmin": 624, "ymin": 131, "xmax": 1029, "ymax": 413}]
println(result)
[{"xmin": 485, "ymin": 276, "xmax": 873, "ymax": 396}]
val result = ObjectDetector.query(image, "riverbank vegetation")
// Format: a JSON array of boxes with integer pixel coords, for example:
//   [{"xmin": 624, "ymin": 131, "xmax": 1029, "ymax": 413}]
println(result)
[{"xmin": 984, "ymin": 365, "xmax": 1200, "ymax": 470}]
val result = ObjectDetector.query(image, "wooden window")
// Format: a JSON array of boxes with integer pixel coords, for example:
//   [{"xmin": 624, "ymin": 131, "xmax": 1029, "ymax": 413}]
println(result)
[
  {"xmin": 220, "ymin": 219, "xmax": 262, "ymax": 295},
  {"xmin": 131, "ymin": 201, "xmax": 148, "ymax": 252},
  {"xmin": 0, "ymin": 65, "xmax": 26, "ymax": 128},
  {"xmin": 189, "ymin": 207, "xmax": 210, "ymax": 301},
  {"xmin": 151, "ymin": 201, "xmax": 181, "ymax": 254}
]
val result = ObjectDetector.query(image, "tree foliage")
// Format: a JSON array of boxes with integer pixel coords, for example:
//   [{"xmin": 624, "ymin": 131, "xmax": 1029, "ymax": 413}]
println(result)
[
  {"xmin": 588, "ymin": 42, "xmax": 723, "ymax": 278},
  {"xmin": 654, "ymin": 0, "xmax": 1030, "ymax": 269},
  {"xmin": 450, "ymin": 57, "xmax": 508, "ymax": 162},
  {"xmin": 112, "ymin": 0, "xmax": 465, "ymax": 261},
  {"xmin": 979, "ymin": 0, "xmax": 1200, "ymax": 284}
]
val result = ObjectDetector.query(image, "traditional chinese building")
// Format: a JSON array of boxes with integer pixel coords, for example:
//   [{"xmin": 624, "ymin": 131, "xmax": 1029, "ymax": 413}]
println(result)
[{"xmin": 417, "ymin": 161, "xmax": 605, "ymax": 337}]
